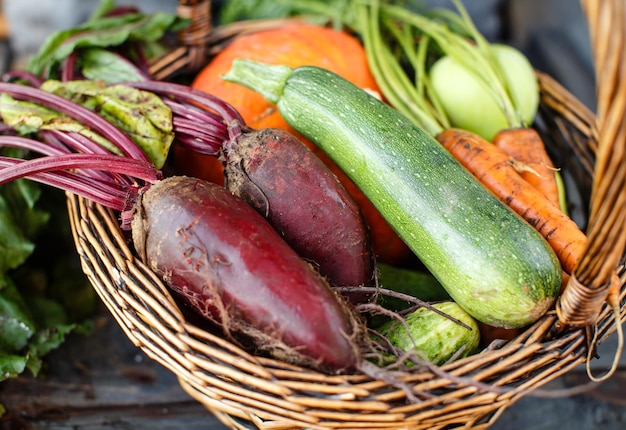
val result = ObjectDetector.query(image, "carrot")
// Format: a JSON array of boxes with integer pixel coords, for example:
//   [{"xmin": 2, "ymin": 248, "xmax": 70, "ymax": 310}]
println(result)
[
  {"xmin": 492, "ymin": 127, "xmax": 561, "ymax": 208},
  {"xmin": 437, "ymin": 128, "xmax": 586, "ymax": 275}
]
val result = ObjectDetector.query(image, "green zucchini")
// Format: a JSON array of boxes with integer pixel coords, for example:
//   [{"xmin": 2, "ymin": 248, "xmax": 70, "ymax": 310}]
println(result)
[
  {"xmin": 223, "ymin": 59, "xmax": 561, "ymax": 328},
  {"xmin": 378, "ymin": 301, "xmax": 480, "ymax": 366}
]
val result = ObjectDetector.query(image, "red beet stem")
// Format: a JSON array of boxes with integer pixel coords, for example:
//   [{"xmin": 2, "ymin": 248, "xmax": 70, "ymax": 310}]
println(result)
[
  {"xmin": 124, "ymin": 80, "xmax": 244, "ymax": 132},
  {"xmin": 0, "ymin": 153, "xmax": 160, "ymax": 185},
  {"xmin": 2, "ymin": 133, "xmax": 133, "ymax": 185},
  {"xmin": 0, "ymin": 157, "xmax": 143, "ymax": 211},
  {"xmin": 2, "ymin": 70, "xmax": 44, "ymax": 87},
  {"xmin": 0, "ymin": 135, "xmax": 69, "ymax": 156}
]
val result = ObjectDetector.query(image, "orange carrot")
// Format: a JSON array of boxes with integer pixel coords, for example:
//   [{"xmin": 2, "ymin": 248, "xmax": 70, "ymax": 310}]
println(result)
[
  {"xmin": 437, "ymin": 128, "xmax": 586, "ymax": 275},
  {"xmin": 493, "ymin": 127, "xmax": 561, "ymax": 208}
]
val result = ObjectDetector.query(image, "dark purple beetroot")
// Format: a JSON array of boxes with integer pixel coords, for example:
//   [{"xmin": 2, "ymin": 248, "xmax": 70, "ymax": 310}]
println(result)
[
  {"xmin": 131, "ymin": 176, "xmax": 362, "ymax": 373},
  {"xmin": 222, "ymin": 128, "xmax": 376, "ymax": 298}
]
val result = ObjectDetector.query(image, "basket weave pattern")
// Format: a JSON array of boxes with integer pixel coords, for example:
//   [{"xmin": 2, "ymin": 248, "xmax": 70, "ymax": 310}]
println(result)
[{"xmin": 66, "ymin": 0, "xmax": 626, "ymax": 428}]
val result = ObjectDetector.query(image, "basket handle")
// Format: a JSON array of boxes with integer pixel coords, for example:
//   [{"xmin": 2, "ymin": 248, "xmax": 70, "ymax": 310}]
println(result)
[{"xmin": 556, "ymin": 0, "xmax": 626, "ymax": 327}]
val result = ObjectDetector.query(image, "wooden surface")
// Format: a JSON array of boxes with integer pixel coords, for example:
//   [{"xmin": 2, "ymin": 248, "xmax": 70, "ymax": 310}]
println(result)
[{"xmin": 1, "ymin": 302, "xmax": 626, "ymax": 429}]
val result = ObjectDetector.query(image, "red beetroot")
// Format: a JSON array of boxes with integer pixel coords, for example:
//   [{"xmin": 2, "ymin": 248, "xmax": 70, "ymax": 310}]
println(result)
[
  {"xmin": 0, "ymin": 81, "xmax": 363, "ymax": 373},
  {"xmin": 131, "ymin": 176, "xmax": 362, "ymax": 372},
  {"xmin": 124, "ymin": 81, "xmax": 377, "ymax": 296},
  {"xmin": 223, "ymin": 127, "xmax": 376, "ymax": 293}
]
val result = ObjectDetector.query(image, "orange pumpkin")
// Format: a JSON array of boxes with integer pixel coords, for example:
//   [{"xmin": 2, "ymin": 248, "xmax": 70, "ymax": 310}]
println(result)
[{"xmin": 179, "ymin": 23, "xmax": 412, "ymax": 264}]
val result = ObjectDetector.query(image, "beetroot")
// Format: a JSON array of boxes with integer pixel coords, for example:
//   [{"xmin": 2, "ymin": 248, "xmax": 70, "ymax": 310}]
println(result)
[
  {"xmin": 124, "ymin": 81, "xmax": 377, "ymax": 296},
  {"xmin": 223, "ymin": 127, "xmax": 376, "ymax": 292},
  {"xmin": 132, "ymin": 176, "xmax": 362, "ymax": 371},
  {"xmin": 0, "ymin": 81, "xmax": 364, "ymax": 373}
]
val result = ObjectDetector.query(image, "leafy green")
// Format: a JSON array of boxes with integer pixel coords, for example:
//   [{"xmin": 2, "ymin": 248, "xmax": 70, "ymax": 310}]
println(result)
[
  {"xmin": 27, "ymin": 1, "xmax": 189, "ymax": 78},
  {"xmin": 218, "ymin": 0, "xmax": 354, "ymax": 28},
  {"xmin": 80, "ymin": 48, "xmax": 149, "ymax": 84},
  {"xmin": 40, "ymin": 80, "xmax": 174, "ymax": 168},
  {"xmin": 0, "ymin": 80, "xmax": 175, "ymax": 169},
  {"xmin": 0, "ymin": 276, "xmax": 36, "ymax": 352},
  {"xmin": 219, "ymin": 0, "xmax": 301, "ymax": 23},
  {"xmin": 0, "ymin": 175, "xmax": 94, "ymax": 382},
  {"xmin": 0, "ymin": 93, "xmax": 124, "ymax": 156}
]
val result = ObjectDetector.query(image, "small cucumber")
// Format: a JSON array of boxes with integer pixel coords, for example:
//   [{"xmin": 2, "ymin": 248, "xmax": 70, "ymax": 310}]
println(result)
[
  {"xmin": 378, "ymin": 301, "xmax": 480, "ymax": 365},
  {"xmin": 223, "ymin": 60, "xmax": 561, "ymax": 328}
]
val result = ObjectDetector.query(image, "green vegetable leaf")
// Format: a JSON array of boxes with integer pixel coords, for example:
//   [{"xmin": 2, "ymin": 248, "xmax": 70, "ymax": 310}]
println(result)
[
  {"xmin": 0, "ymin": 197, "xmax": 35, "ymax": 274},
  {"xmin": 0, "ymin": 177, "xmax": 50, "ymax": 273},
  {"xmin": 0, "ymin": 352, "xmax": 28, "ymax": 381},
  {"xmin": 27, "ymin": 8, "xmax": 189, "ymax": 78},
  {"xmin": 0, "ymin": 180, "xmax": 95, "ymax": 382},
  {"xmin": 0, "ymin": 276, "xmax": 36, "ymax": 352},
  {"xmin": 1, "ymin": 179, "xmax": 50, "ymax": 240},
  {"xmin": 40, "ymin": 80, "xmax": 174, "ymax": 168},
  {"xmin": 80, "ymin": 48, "xmax": 149, "ymax": 84},
  {"xmin": 89, "ymin": 0, "xmax": 117, "ymax": 21}
]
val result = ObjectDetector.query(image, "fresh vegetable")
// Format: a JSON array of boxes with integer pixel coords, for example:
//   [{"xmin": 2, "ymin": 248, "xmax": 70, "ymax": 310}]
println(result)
[
  {"xmin": 133, "ymin": 176, "xmax": 362, "ymax": 372},
  {"xmin": 428, "ymin": 44, "xmax": 539, "ymax": 142},
  {"xmin": 188, "ymin": 22, "xmax": 411, "ymax": 264},
  {"xmin": 376, "ymin": 263, "xmax": 449, "ymax": 310},
  {"xmin": 222, "ymin": 127, "xmax": 376, "ymax": 295},
  {"xmin": 0, "ymin": 174, "xmax": 93, "ymax": 382},
  {"xmin": 27, "ymin": 1, "xmax": 189, "ymax": 80},
  {"xmin": 437, "ymin": 128, "xmax": 586, "ymax": 275},
  {"xmin": 124, "ymin": 80, "xmax": 376, "ymax": 296},
  {"xmin": 492, "ymin": 127, "xmax": 562, "ymax": 209},
  {"xmin": 36, "ymin": 79, "xmax": 175, "ymax": 169},
  {"xmin": 223, "ymin": 59, "xmax": 562, "ymax": 328},
  {"xmin": 378, "ymin": 301, "xmax": 480, "ymax": 365},
  {"xmin": 0, "ymin": 82, "xmax": 367, "ymax": 374}
]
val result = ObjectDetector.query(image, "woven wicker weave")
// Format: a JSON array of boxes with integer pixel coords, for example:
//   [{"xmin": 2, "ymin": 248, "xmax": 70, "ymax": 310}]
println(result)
[{"xmin": 65, "ymin": 0, "xmax": 626, "ymax": 428}]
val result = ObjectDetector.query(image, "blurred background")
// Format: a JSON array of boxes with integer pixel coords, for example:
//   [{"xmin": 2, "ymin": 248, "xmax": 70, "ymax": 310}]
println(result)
[{"xmin": 0, "ymin": 1, "xmax": 622, "ymax": 430}]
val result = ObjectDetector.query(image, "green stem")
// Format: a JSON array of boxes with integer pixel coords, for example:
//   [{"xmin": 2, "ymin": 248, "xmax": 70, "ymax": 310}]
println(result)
[
  {"xmin": 222, "ymin": 60, "xmax": 292, "ymax": 105},
  {"xmin": 381, "ymin": 1, "xmax": 522, "ymax": 129},
  {"xmin": 358, "ymin": 0, "xmax": 444, "ymax": 136}
]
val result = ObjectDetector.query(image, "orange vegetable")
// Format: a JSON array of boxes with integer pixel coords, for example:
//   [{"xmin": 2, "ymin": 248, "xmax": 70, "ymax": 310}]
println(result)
[
  {"xmin": 182, "ymin": 22, "xmax": 412, "ymax": 264},
  {"xmin": 437, "ymin": 128, "xmax": 586, "ymax": 274},
  {"xmin": 493, "ymin": 127, "xmax": 561, "ymax": 208}
]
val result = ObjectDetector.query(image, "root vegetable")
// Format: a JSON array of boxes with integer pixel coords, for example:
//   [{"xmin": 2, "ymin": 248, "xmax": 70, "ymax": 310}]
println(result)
[
  {"xmin": 126, "ymin": 81, "xmax": 377, "ymax": 296},
  {"xmin": 223, "ymin": 127, "xmax": 376, "ymax": 295},
  {"xmin": 132, "ymin": 176, "xmax": 362, "ymax": 372},
  {"xmin": 0, "ymin": 82, "xmax": 365, "ymax": 373}
]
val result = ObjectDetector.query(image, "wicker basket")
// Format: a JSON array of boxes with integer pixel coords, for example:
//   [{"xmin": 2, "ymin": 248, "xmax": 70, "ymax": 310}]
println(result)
[{"xmin": 65, "ymin": 0, "xmax": 626, "ymax": 428}]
